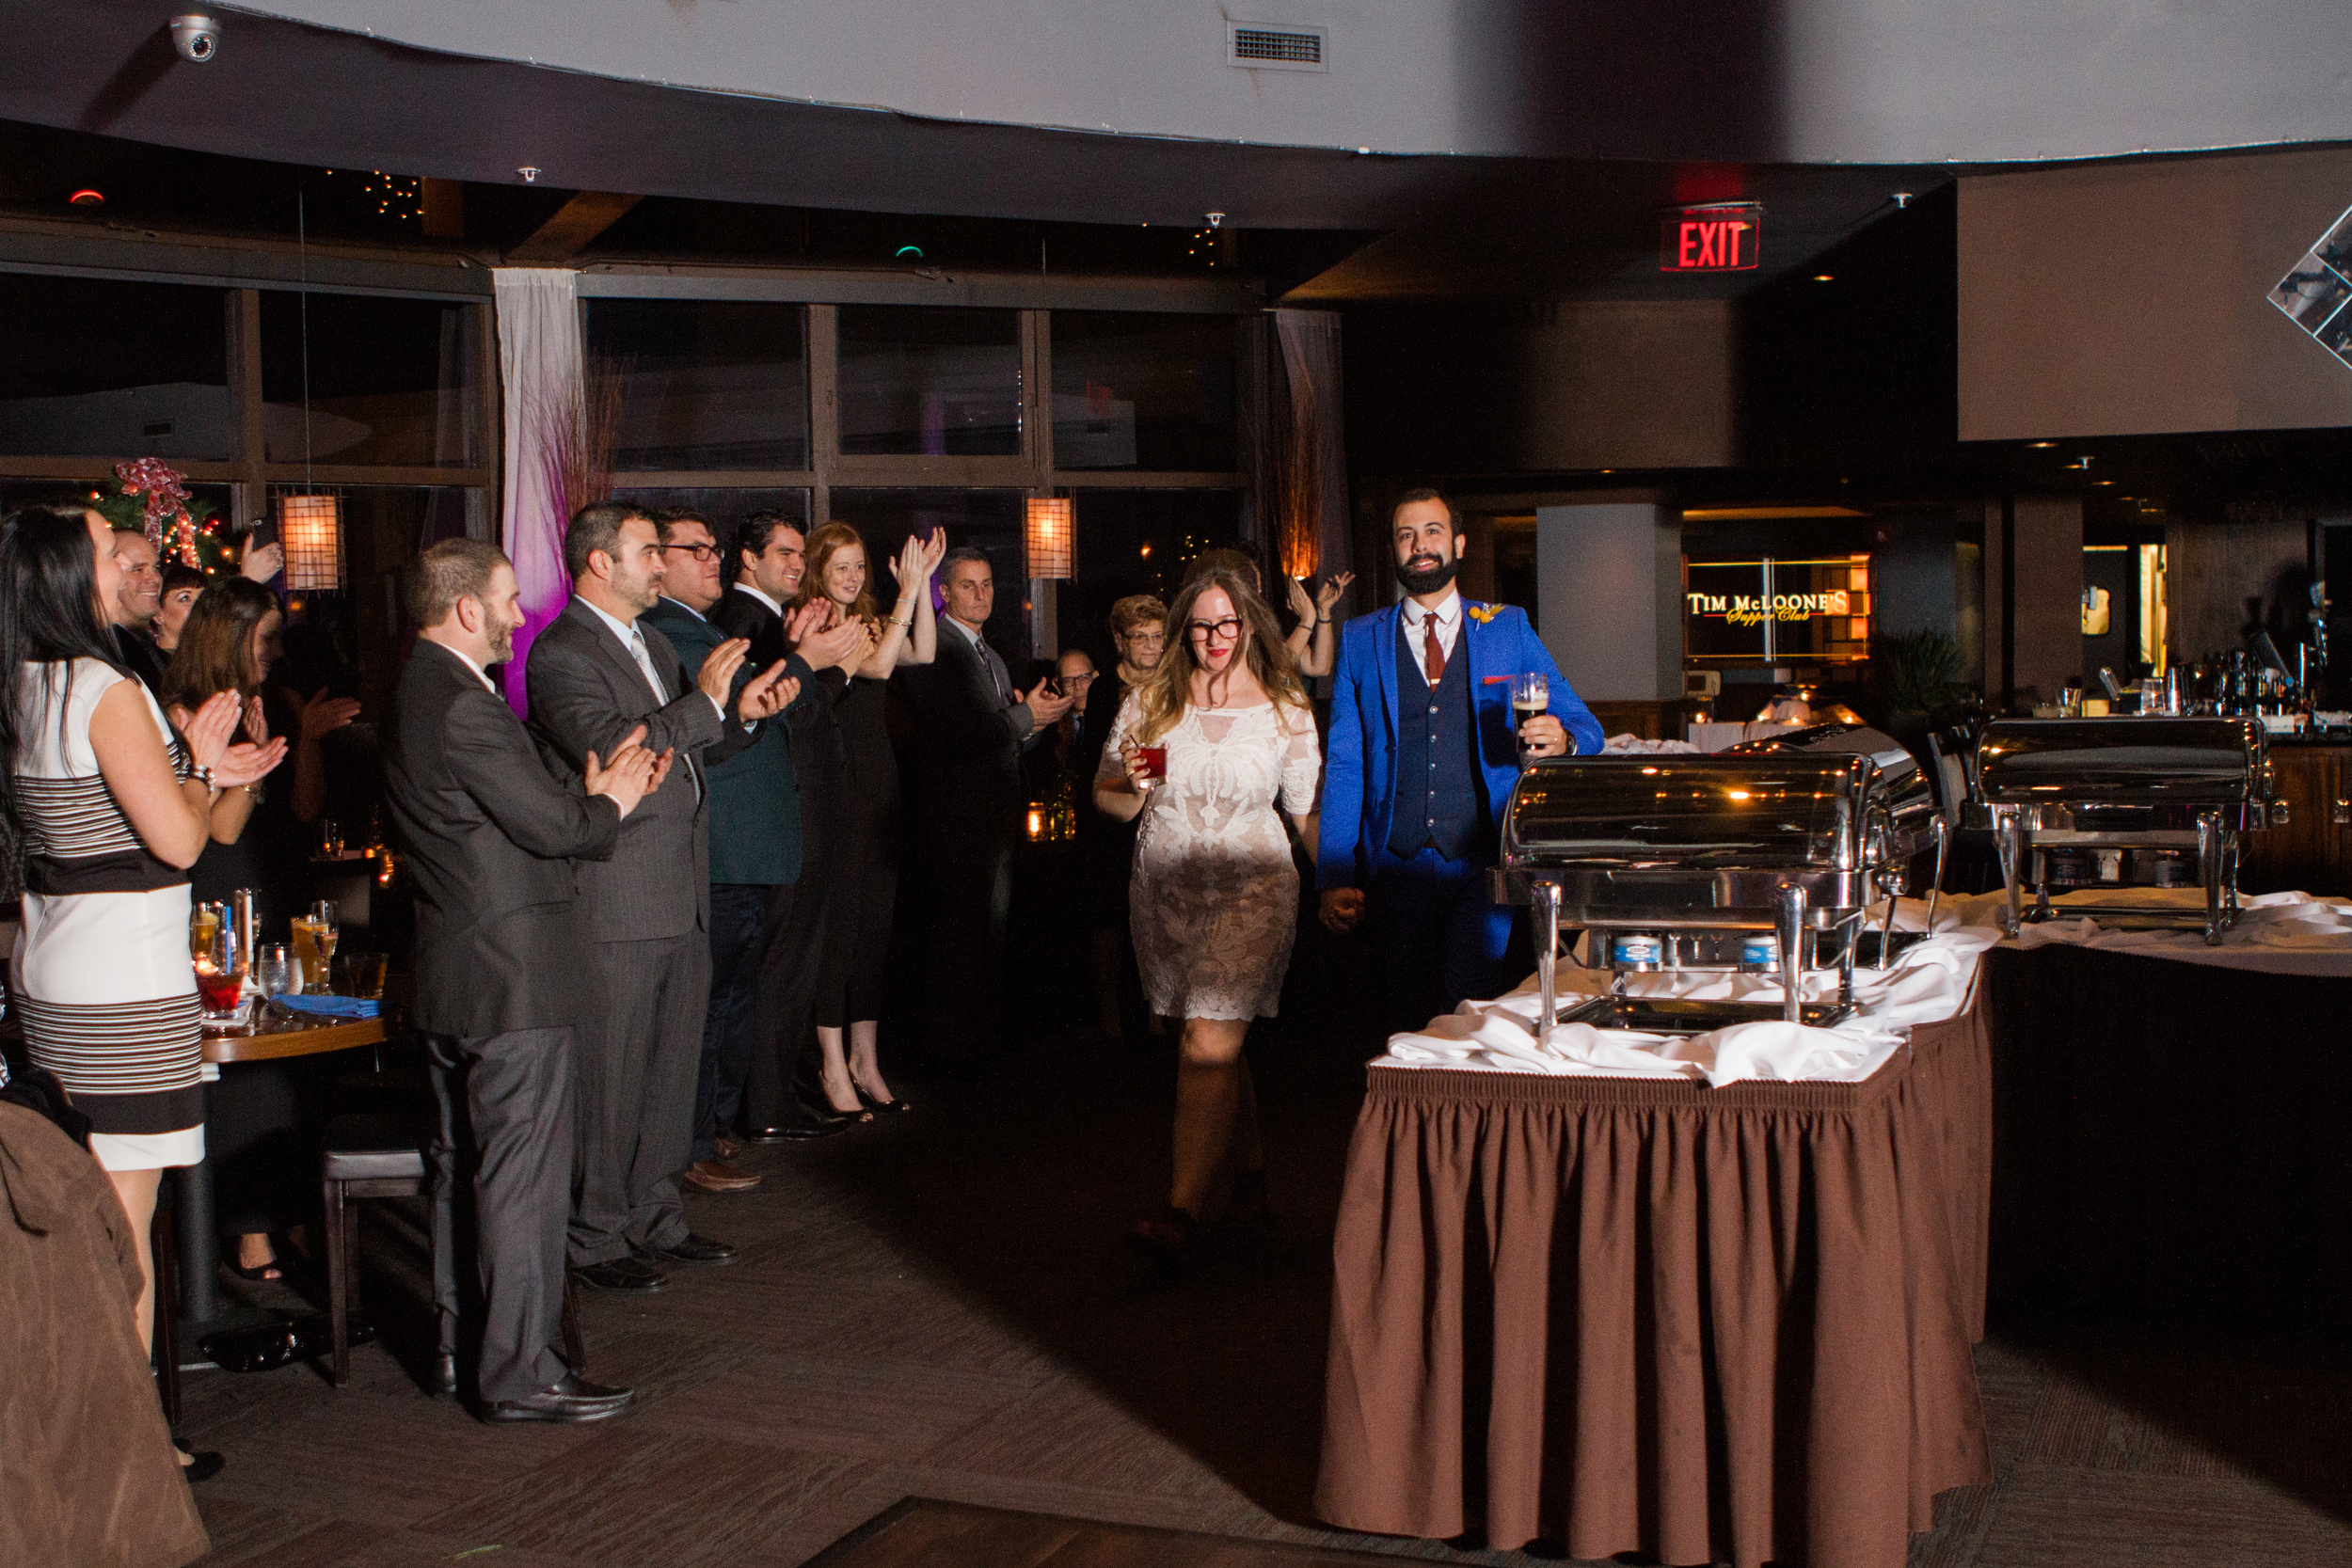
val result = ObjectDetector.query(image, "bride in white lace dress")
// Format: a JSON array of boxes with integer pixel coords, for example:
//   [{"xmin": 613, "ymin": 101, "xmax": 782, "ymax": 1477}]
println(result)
[{"xmin": 1094, "ymin": 566, "xmax": 1319, "ymax": 1264}]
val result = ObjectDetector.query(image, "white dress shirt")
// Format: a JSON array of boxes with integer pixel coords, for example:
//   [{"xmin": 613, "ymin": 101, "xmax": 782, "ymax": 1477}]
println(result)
[
  {"xmin": 580, "ymin": 597, "xmax": 725, "ymax": 721},
  {"xmin": 731, "ymin": 581, "xmax": 785, "ymax": 617},
  {"xmin": 1398, "ymin": 589, "xmax": 1464, "ymax": 688}
]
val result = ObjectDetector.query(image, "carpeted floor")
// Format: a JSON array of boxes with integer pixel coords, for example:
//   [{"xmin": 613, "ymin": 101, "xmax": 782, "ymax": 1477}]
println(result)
[{"xmin": 180, "ymin": 1015, "xmax": 2352, "ymax": 1568}]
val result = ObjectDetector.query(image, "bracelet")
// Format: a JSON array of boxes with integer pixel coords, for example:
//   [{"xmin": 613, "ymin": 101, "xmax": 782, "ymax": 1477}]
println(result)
[
  {"xmin": 889, "ymin": 617, "xmax": 913, "ymax": 629},
  {"xmin": 1316, "ymin": 618, "xmax": 1331, "ymax": 626},
  {"xmin": 190, "ymin": 765, "xmax": 217, "ymax": 792}
]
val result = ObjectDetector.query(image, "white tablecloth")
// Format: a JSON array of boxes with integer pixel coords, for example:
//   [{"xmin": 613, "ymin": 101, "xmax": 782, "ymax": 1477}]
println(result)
[
  {"xmin": 1376, "ymin": 922, "xmax": 1997, "ymax": 1085},
  {"xmin": 1942, "ymin": 885, "xmax": 2352, "ymax": 976}
]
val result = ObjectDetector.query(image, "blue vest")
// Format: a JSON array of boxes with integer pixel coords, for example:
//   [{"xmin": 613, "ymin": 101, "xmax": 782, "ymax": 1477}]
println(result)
[{"xmin": 1386, "ymin": 619, "xmax": 1484, "ymax": 861}]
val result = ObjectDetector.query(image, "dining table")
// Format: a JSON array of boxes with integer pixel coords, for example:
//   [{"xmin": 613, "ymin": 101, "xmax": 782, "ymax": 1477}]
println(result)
[{"xmin": 177, "ymin": 1006, "xmax": 388, "ymax": 1326}]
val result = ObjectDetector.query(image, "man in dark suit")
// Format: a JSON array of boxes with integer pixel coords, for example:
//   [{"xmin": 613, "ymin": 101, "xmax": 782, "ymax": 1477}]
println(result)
[
  {"xmin": 893, "ymin": 546, "xmax": 1072, "ymax": 1069},
  {"xmin": 643, "ymin": 510, "xmax": 861, "ymax": 1187},
  {"xmin": 710, "ymin": 511, "xmax": 868, "ymax": 1137},
  {"xmin": 105, "ymin": 525, "xmax": 282, "ymax": 692},
  {"xmin": 526, "ymin": 501, "xmax": 797, "ymax": 1293},
  {"xmin": 383, "ymin": 538, "xmax": 657, "ymax": 1422}
]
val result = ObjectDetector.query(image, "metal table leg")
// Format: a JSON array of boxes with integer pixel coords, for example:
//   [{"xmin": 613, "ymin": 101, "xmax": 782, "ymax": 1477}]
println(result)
[{"xmin": 175, "ymin": 1153, "xmax": 217, "ymax": 1324}]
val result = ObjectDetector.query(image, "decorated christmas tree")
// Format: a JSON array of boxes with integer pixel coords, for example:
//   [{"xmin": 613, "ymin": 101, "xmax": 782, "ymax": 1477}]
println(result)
[{"xmin": 87, "ymin": 459, "xmax": 240, "ymax": 576}]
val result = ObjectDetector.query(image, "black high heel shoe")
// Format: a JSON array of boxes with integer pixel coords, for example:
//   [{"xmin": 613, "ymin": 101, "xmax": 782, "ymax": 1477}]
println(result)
[{"xmin": 854, "ymin": 1085, "xmax": 912, "ymax": 1115}]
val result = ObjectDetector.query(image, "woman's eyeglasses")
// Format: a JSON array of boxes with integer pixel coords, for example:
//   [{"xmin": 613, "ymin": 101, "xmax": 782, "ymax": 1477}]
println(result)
[
  {"xmin": 662, "ymin": 542, "xmax": 720, "ymax": 562},
  {"xmin": 1188, "ymin": 617, "xmax": 1244, "ymax": 641}
]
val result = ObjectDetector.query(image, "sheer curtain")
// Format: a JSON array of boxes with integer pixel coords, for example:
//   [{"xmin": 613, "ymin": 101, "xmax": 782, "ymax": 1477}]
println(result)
[{"xmin": 492, "ymin": 267, "xmax": 582, "ymax": 718}]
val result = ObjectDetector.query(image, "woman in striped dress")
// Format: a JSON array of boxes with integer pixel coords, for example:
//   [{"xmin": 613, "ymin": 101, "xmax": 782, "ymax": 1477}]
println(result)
[{"xmin": 2, "ymin": 504, "xmax": 283, "ymax": 1351}]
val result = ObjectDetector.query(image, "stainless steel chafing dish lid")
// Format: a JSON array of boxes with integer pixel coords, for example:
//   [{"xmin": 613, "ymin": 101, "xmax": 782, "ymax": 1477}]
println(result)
[
  {"xmin": 1500, "ymin": 752, "xmax": 1892, "ymax": 869},
  {"xmin": 1976, "ymin": 718, "xmax": 2265, "ymax": 805}
]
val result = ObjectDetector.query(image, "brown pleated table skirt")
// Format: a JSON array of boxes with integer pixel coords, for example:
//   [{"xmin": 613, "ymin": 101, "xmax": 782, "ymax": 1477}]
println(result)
[{"xmin": 1316, "ymin": 1006, "xmax": 1992, "ymax": 1568}]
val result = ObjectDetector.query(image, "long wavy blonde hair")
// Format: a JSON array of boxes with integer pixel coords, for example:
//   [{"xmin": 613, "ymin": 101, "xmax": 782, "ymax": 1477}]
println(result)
[{"xmin": 1126, "ymin": 567, "xmax": 1306, "ymax": 746}]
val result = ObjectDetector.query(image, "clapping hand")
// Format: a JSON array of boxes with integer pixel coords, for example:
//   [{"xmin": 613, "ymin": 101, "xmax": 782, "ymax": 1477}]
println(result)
[
  {"xmin": 216, "ymin": 691, "xmax": 286, "ymax": 787},
  {"xmin": 696, "ymin": 639, "xmax": 753, "ymax": 705},
  {"xmin": 239, "ymin": 540, "xmax": 284, "ymax": 583},
  {"xmin": 1313, "ymin": 572, "xmax": 1356, "ymax": 617},
  {"xmin": 891, "ymin": 533, "xmax": 929, "ymax": 595},
  {"xmin": 1286, "ymin": 576, "xmax": 1316, "ymax": 625},
  {"xmin": 297, "ymin": 686, "xmax": 361, "ymax": 743},
  {"xmin": 737, "ymin": 661, "xmax": 801, "ymax": 721},
  {"xmin": 792, "ymin": 604, "xmax": 864, "ymax": 671},
  {"xmin": 583, "ymin": 724, "xmax": 659, "ymax": 817},
  {"xmin": 1022, "ymin": 675, "xmax": 1074, "ymax": 727}
]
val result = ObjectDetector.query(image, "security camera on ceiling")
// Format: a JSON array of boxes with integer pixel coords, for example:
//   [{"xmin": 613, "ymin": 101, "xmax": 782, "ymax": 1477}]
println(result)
[{"xmin": 169, "ymin": 14, "xmax": 222, "ymax": 63}]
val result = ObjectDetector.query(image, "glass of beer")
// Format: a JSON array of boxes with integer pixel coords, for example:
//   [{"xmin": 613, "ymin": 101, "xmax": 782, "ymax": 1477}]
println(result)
[
  {"xmin": 1511, "ymin": 673, "xmax": 1550, "ymax": 762},
  {"xmin": 189, "ymin": 901, "xmax": 224, "ymax": 964},
  {"xmin": 305, "ymin": 900, "xmax": 340, "ymax": 992}
]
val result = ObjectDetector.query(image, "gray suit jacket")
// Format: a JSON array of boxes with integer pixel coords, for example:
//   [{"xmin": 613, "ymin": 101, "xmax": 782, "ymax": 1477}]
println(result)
[
  {"xmin": 525, "ymin": 596, "xmax": 738, "ymax": 943},
  {"xmin": 383, "ymin": 640, "xmax": 621, "ymax": 1037}
]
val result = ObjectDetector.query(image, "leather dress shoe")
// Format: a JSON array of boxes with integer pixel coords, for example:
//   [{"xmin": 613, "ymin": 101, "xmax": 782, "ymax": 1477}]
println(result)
[
  {"xmin": 575, "ymin": 1257, "xmax": 669, "ymax": 1293},
  {"xmin": 638, "ymin": 1231, "xmax": 737, "ymax": 1267},
  {"xmin": 480, "ymin": 1372, "xmax": 635, "ymax": 1424},
  {"xmin": 433, "ymin": 1352, "xmax": 458, "ymax": 1398},
  {"xmin": 747, "ymin": 1118, "xmax": 853, "ymax": 1142},
  {"xmin": 681, "ymin": 1159, "xmax": 762, "ymax": 1194}
]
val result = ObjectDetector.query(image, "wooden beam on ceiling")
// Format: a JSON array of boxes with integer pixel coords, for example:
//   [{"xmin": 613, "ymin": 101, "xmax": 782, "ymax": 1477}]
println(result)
[{"xmin": 505, "ymin": 191, "xmax": 643, "ymax": 264}]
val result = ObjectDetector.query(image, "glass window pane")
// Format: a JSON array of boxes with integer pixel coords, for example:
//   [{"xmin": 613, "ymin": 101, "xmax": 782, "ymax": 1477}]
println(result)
[
  {"xmin": 0, "ymin": 274, "xmax": 231, "ymax": 459},
  {"xmin": 587, "ymin": 300, "xmax": 809, "ymax": 471},
  {"xmin": 1051, "ymin": 313, "xmax": 1238, "ymax": 471},
  {"xmin": 606, "ymin": 487, "xmax": 810, "ymax": 541},
  {"xmin": 837, "ymin": 307, "xmax": 1022, "ymax": 457},
  {"xmin": 828, "ymin": 488, "xmax": 1028, "ymax": 655},
  {"xmin": 260, "ymin": 291, "xmax": 482, "ymax": 467},
  {"xmin": 1053, "ymin": 490, "xmax": 1244, "ymax": 667}
]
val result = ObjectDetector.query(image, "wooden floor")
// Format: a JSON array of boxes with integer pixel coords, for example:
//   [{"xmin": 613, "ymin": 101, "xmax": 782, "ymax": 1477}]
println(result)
[{"xmin": 180, "ymin": 1009, "xmax": 2352, "ymax": 1568}]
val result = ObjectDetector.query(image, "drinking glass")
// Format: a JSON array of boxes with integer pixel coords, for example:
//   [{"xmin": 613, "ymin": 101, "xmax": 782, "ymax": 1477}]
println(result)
[
  {"xmin": 306, "ymin": 900, "xmax": 340, "ymax": 992},
  {"xmin": 189, "ymin": 901, "xmax": 224, "ymax": 964},
  {"xmin": 257, "ymin": 942, "xmax": 295, "ymax": 998},
  {"xmin": 290, "ymin": 915, "xmax": 320, "ymax": 992},
  {"xmin": 336, "ymin": 951, "xmax": 388, "ymax": 1000},
  {"xmin": 318, "ymin": 818, "xmax": 343, "ymax": 859},
  {"xmin": 1136, "ymin": 745, "xmax": 1168, "ymax": 786},
  {"xmin": 1511, "ymin": 673, "xmax": 1551, "ymax": 760},
  {"xmin": 196, "ymin": 921, "xmax": 248, "ymax": 1030}
]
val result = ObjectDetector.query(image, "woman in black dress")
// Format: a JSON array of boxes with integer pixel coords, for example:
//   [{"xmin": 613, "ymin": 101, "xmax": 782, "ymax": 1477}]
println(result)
[
  {"xmin": 1081, "ymin": 594, "xmax": 1167, "ymax": 1040},
  {"xmin": 792, "ymin": 522, "xmax": 943, "ymax": 1115},
  {"xmin": 160, "ymin": 578, "xmax": 358, "ymax": 1280}
]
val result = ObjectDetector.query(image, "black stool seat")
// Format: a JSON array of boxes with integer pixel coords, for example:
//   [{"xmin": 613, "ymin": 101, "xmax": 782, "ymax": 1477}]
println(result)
[
  {"xmin": 321, "ymin": 1115, "xmax": 430, "ymax": 1183},
  {"xmin": 320, "ymin": 1112, "xmax": 431, "ymax": 1386}
]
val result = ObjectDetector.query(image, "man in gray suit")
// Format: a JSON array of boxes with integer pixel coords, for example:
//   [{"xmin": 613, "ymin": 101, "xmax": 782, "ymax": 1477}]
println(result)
[
  {"xmin": 383, "ymin": 539, "xmax": 657, "ymax": 1421},
  {"xmin": 526, "ymin": 502, "xmax": 796, "ymax": 1293}
]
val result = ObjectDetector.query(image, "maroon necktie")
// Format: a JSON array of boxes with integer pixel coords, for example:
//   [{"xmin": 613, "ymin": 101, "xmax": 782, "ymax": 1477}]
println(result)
[{"xmin": 1423, "ymin": 616, "xmax": 1445, "ymax": 684}]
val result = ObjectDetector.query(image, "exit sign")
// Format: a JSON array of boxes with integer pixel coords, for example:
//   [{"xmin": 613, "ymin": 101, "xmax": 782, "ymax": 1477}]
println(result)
[{"xmin": 1661, "ymin": 202, "xmax": 1761, "ymax": 273}]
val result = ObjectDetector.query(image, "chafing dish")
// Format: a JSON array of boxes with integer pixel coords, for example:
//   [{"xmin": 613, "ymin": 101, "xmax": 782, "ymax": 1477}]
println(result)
[
  {"xmin": 1973, "ymin": 717, "xmax": 2275, "ymax": 944},
  {"xmin": 1492, "ymin": 724, "xmax": 1947, "ymax": 1033}
]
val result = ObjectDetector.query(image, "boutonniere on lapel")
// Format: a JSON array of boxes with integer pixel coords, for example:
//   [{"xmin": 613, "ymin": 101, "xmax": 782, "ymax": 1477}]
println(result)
[{"xmin": 1465, "ymin": 603, "xmax": 1500, "ymax": 625}]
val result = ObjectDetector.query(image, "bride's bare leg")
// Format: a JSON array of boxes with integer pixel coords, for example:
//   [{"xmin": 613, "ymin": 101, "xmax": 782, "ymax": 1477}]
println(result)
[
  {"xmin": 847, "ymin": 1019, "xmax": 893, "ymax": 1104},
  {"xmin": 1169, "ymin": 1018, "xmax": 1249, "ymax": 1216}
]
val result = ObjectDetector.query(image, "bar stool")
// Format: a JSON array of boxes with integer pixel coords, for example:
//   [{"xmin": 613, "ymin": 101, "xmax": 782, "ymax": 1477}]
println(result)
[{"xmin": 318, "ymin": 1112, "xmax": 430, "ymax": 1386}]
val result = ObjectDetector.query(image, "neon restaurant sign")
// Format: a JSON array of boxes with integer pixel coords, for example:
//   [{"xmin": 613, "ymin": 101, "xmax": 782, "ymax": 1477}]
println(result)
[{"xmin": 1684, "ymin": 556, "xmax": 1871, "ymax": 663}]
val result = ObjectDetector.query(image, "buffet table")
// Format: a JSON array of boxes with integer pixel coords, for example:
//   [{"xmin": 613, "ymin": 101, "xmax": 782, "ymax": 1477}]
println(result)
[{"xmin": 1317, "ymin": 970, "xmax": 1992, "ymax": 1568}]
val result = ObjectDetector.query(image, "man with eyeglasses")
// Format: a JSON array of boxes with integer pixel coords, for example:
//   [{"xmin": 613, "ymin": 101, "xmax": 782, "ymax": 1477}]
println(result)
[
  {"xmin": 1317, "ymin": 487, "xmax": 1603, "ymax": 1032},
  {"xmin": 642, "ymin": 510, "xmax": 858, "ymax": 1193}
]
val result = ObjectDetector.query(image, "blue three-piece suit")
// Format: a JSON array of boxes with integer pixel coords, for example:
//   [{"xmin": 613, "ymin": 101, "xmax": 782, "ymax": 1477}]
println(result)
[{"xmin": 1314, "ymin": 597, "xmax": 1603, "ymax": 1031}]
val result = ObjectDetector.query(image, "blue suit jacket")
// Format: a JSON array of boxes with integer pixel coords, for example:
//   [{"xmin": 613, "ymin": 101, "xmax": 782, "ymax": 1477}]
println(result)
[
  {"xmin": 641, "ymin": 596, "xmax": 813, "ymax": 887},
  {"xmin": 1314, "ymin": 599, "xmax": 1603, "ymax": 892}
]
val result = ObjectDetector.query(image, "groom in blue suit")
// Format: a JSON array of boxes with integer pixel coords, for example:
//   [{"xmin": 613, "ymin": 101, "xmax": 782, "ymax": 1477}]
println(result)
[{"xmin": 1317, "ymin": 489, "xmax": 1604, "ymax": 1031}]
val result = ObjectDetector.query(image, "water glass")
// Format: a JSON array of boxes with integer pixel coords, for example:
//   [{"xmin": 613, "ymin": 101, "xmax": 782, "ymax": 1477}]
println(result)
[{"xmin": 257, "ymin": 942, "xmax": 295, "ymax": 998}]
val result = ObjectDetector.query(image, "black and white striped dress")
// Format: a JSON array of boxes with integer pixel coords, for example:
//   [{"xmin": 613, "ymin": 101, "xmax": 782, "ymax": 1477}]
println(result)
[{"xmin": 11, "ymin": 657, "xmax": 203, "ymax": 1172}]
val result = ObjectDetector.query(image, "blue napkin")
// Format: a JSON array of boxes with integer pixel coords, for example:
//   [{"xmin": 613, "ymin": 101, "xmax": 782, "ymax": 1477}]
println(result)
[{"xmin": 272, "ymin": 994, "xmax": 382, "ymax": 1021}]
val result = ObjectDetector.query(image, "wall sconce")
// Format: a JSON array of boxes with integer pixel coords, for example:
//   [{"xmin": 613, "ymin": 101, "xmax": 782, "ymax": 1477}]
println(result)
[
  {"xmin": 277, "ymin": 494, "xmax": 343, "ymax": 591},
  {"xmin": 1025, "ymin": 495, "xmax": 1073, "ymax": 580}
]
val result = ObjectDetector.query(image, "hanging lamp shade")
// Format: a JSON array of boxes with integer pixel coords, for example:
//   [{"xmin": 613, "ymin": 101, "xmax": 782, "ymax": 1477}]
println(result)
[
  {"xmin": 277, "ymin": 495, "xmax": 343, "ymax": 591},
  {"xmin": 1025, "ymin": 495, "xmax": 1073, "ymax": 580}
]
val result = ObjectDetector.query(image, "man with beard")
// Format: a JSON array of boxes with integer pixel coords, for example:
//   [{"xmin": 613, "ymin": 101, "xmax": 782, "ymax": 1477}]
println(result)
[
  {"xmin": 383, "ymin": 539, "xmax": 658, "ymax": 1420},
  {"xmin": 526, "ymin": 503, "xmax": 798, "ymax": 1294},
  {"xmin": 1316, "ymin": 488, "xmax": 1603, "ymax": 1031}
]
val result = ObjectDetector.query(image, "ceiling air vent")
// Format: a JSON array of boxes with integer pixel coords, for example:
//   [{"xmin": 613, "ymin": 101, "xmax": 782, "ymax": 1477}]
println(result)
[{"xmin": 1228, "ymin": 22, "xmax": 1327, "ymax": 71}]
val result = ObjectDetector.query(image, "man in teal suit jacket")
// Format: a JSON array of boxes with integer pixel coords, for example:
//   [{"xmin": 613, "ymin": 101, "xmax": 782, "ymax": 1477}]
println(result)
[
  {"xmin": 642, "ymin": 510, "xmax": 853, "ymax": 1189},
  {"xmin": 1316, "ymin": 489, "xmax": 1603, "ymax": 1031}
]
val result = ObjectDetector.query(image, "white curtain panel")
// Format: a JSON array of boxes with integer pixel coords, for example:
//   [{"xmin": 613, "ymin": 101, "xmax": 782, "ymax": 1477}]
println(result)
[{"xmin": 492, "ymin": 267, "xmax": 584, "ymax": 719}]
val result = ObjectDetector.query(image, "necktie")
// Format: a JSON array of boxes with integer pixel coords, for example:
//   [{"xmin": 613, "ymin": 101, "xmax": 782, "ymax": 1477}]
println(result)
[
  {"xmin": 1423, "ymin": 613, "xmax": 1445, "ymax": 685},
  {"xmin": 627, "ymin": 627, "xmax": 702, "ymax": 801}
]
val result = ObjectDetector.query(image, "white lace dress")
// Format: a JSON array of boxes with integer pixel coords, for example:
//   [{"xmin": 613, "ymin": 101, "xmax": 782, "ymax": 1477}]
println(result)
[{"xmin": 1098, "ymin": 694, "xmax": 1321, "ymax": 1021}]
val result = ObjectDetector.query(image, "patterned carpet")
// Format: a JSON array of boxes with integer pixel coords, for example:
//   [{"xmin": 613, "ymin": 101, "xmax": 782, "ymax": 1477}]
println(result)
[{"xmin": 179, "ymin": 1022, "xmax": 2352, "ymax": 1568}]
